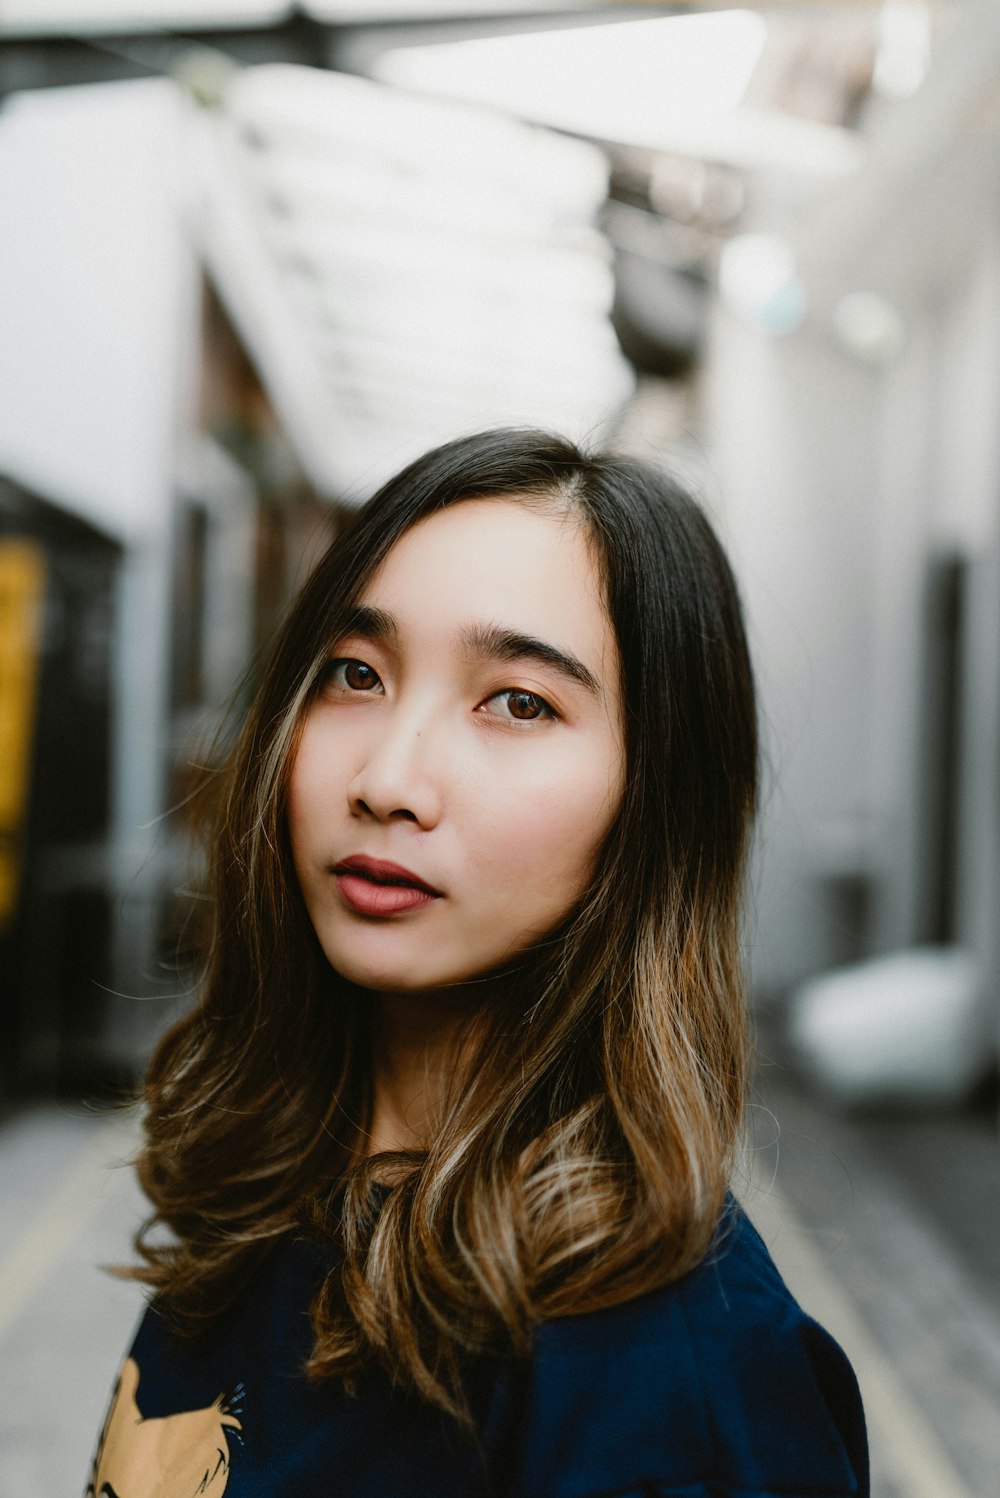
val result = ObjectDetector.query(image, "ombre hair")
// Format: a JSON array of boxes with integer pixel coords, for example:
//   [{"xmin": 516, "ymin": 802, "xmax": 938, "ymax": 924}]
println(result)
[{"xmin": 131, "ymin": 428, "xmax": 758, "ymax": 1423}]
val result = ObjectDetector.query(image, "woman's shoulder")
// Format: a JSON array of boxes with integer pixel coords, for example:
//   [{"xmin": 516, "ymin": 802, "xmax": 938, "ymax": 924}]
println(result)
[{"xmin": 499, "ymin": 1200, "xmax": 868, "ymax": 1498}]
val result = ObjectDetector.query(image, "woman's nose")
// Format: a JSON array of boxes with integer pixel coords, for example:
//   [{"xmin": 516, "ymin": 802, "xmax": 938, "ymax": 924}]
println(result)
[{"xmin": 346, "ymin": 710, "xmax": 443, "ymax": 828}]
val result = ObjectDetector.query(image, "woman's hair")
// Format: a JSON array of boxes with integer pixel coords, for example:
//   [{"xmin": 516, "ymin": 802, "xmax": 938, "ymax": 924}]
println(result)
[{"xmin": 132, "ymin": 428, "xmax": 758, "ymax": 1423}]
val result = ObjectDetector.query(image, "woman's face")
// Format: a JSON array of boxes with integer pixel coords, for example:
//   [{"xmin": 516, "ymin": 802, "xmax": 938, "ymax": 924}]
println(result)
[{"xmin": 287, "ymin": 497, "xmax": 625, "ymax": 995}]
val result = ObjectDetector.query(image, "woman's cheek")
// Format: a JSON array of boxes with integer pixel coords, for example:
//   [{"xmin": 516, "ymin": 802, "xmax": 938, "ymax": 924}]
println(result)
[{"xmin": 481, "ymin": 754, "xmax": 612, "ymax": 897}]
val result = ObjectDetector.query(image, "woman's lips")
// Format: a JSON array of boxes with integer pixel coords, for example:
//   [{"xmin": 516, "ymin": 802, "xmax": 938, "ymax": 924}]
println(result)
[
  {"xmin": 332, "ymin": 855, "xmax": 441, "ymax": 917},
  {"xmin": 336, "ymin": 874, "xmax": 437, "ymax": 916}
]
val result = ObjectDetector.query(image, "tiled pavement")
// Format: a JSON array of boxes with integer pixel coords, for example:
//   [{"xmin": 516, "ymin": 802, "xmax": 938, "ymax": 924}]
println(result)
[
  {"xmin": 1, "ymin": 1080, "xmax": 997, "ymax": 1497},
  {"xmin": 0, "ymin": 1102, "xmax": 147, "ymax": 1495},
  {"xmin": 745, "ymin": 1069, "xmax": 1000, "ymax": 1498}
]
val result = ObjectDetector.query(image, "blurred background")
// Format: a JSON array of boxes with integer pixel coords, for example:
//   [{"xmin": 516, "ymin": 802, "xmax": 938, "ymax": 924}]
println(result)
[{"xmin": 0, "ymin": 1, "xmax": 997, "ymax": 1493}]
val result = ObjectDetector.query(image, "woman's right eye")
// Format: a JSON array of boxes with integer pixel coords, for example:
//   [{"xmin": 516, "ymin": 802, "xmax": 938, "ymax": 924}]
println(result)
[{"xmin": 324, "ymin": 658, "xmax": 383, "ymax": 694}]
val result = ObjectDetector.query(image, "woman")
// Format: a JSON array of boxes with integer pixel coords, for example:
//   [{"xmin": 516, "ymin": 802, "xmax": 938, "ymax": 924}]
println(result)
[{"xmin": 89, "ymin": 429, "xmax": 868, "ymax": 1497}]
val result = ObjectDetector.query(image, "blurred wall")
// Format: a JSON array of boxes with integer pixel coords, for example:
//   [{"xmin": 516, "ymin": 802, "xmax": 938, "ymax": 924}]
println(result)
[
  {"xmin": 0, "ymin": 78, "xmax": 199, "ymax": 1064},
  {"xmin": 706, "ymin": 300, "xmax": 882, "ymax": 994},
  {"xmin": 0, "ymin": 78, "xmax": 193, "ymax": 539},
  {"xmin": 706, "ymin": 133, "xmax": 1000, "ymax": 1014}
]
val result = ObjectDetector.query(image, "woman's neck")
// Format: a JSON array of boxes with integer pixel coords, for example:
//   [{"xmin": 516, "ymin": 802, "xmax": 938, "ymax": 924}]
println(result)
[{"xmin": 366, "ymin": 988, "xmax": 480, "ymax": 1156}]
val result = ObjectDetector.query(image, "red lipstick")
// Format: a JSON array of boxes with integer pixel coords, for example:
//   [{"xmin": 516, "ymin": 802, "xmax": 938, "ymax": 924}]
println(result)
[{"xmin": 332, "ymin": 855, "xmax": 441, "ymax": 917}]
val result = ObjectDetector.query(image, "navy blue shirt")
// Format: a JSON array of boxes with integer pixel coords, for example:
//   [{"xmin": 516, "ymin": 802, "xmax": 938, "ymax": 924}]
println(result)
[{"xmin": 88, "ymin": 1203, "xmax": 868, "ymax": 1498}]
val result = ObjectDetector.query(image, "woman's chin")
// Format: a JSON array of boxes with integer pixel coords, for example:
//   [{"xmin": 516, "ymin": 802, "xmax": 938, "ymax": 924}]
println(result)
[
  {"xmin": 327, "ymin": 950, "xmax": 465, "ymax": 996},
  {"xmin": 327, "ymin": 948, "xmax": 510, "ymax": 998}
]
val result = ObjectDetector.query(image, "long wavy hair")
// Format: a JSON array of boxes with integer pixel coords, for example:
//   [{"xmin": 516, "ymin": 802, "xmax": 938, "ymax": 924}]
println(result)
[{"xmin": 131, "ymin": 428, "xmax": 758, "ymax": 1424}]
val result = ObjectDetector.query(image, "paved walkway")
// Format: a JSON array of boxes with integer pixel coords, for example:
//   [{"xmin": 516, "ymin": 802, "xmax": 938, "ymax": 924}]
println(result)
[
  {"xmin": 0, "ymin": 1102, "xmax": 147, "ymax": 1494},
  {"xmin": 0, "ymin": 1087, "xmax": 996, "ymax": 1496},
  {"xmin": 745, "ymin": 1072, "xmax": 1000, "ymax": 1498}
]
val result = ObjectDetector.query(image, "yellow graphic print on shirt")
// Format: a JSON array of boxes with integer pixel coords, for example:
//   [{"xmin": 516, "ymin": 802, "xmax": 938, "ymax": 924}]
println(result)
[{"xmin": 85, "ymin": 1357, "xmax": 244, "ymax": 1497}]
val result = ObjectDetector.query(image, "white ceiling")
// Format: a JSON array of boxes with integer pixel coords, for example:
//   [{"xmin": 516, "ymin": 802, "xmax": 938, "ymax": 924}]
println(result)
[
  {"xmin": 197, "ymin": 63, "xmax": 634, "ymax": 497},
  {"xmin": 0, "ymin": 0, "xmax": 287, "ymax": 33},
  {"xmin": 0, "ymin": 2, "xmax": 901, "ymax": 40},
  {"xmin": 0, "ymin": 0, "xmax": 595, "ymax": 38},
  {"xmin": 374, "ymin": 11, "xmax": 867, "ymax": 178}
]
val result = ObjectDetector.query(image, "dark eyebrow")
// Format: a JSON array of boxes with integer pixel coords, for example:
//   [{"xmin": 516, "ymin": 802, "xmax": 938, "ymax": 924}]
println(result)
[
  {"xmin": 340, "ymin": 604, "xmax": 398, "ymax": 642},
  {"xmin": 460, "ymin": 621, "xmax": 602, "ymax": 697},
  {"xmin": 338, "ymin": 607, "xmax": 603, "ymax": 697}
]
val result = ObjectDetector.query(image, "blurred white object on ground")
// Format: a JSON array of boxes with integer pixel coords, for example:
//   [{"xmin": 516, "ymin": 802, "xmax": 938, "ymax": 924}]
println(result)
[{"xmin": 789, "ymin": 946, "xmax": 992, "ymax": 1104}]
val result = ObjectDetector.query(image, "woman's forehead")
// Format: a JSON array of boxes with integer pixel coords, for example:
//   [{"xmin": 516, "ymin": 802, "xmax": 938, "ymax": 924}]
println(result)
[{"xmin": 358, "ymin": 498, "xmax": 609, "ymax": 654}]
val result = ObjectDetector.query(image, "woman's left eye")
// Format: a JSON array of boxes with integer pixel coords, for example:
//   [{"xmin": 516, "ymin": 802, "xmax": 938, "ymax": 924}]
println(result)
[
  {"xmin": 325, "ymin": 658, "xmax": 383, "ymax": 693},
  {"xmin": 483, "ymin": 689, "xmax": 556, "ymax": 723}
]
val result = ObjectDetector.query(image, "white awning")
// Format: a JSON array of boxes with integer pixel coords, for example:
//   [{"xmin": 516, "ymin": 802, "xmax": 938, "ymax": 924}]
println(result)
[{"xmin": 194, "ymin": 63, "xmax": 633, "ymax": 499}]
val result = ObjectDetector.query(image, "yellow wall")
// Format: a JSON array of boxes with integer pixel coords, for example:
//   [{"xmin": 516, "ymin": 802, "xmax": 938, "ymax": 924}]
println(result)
[{"xmin": 0, "ymin": 538, "xmax": 46, "ymax": 927}]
